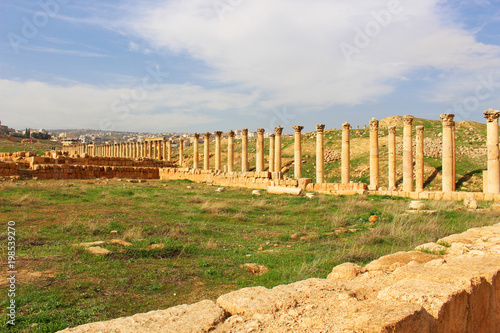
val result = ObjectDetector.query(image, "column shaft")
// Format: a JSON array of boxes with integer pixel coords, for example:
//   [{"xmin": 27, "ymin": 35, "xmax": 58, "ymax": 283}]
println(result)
[
  {"xmin": 415, "ymin": 126, "xmax": 424, "ymax": 192},
  {"xmin": 269, "ymin": 134, "xmax": 275, "ymax": 173},
  {"xmin": 441, "ymin": 114, "xmax": 455, "ymax": 192},
  {"xmin": 256, "ymin": 129, "xmax": 265, "ymax": 172},
  {"xmin": 403, "ymin": 115, "xmax": 414, "ymax": 192},
  {"xmin": 228, "ymin": 131, "xmax": 235, "ymax": 172},
  {"xmin": 388, "ymin": 126, "xmax": 396, "ymax": 190},
  {"xmin": 241, "ymin": 129, "xmax": 248, "ymax": 172},
  {"xmin": 292, "ymin": 126, "xmax": 304, "ymax": 179},
  {"xmin": 316, "ymin": 124, "xmax": 325, "ymax": 183},
  {"xmin": 341, "ymin": 122, "xmax": 350, "ymax": 184},
  {"xmin": 369, "ymin": 118, "xmax": 379, "ymax": 190}
]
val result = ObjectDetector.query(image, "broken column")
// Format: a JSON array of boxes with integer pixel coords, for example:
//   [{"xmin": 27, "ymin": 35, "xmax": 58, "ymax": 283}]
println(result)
[
  {"xmin": 256, "ymin": 128, "xmax": 265, "ymax": 172},
  {"xmin": 204, "ymin": 132, "xmax": 210, "ymax": 170},
  {"xmin": 214, "ymin": 131, "xmax": 223, "ymax": 171},
  {"xmin": 193, "ymin": 133, "xmax": 200, "ymax": 169},
  {"xmin": 369, "ymin": 118, "xmax": 379, "ymax": 190},
  {"xmin": 269, "ymin": 134, "xmax": 275, "ymax": 173},
  {"xmin": 415, "ymin": 125, "xmax": 425, "ymax": 192},
  {"xmin": 388, "ymin": 126, "xmax": 396, "ymax": 190},
  {"xmin": 403, "ymin": 115, "xmax": 414, "ymax": 192},
  {"xmin": 292, "ymin": 126, "xmax": 304, "ymax": 179},
  {"xmin": 179, "ymin": 139, "xmax": 184, "ymax": 166},
  {"xmin": 341, "ymin": 122, "xmax": 350, "ymax": 184},
  {"xmin": 316, "ymin": 124, "xmax": 325, "ymax": 184},
  {"xmin": 241, "ymin": 129, "xmax": 249, "ymax": 172},
  {"xmin": 484, "ymin": 109, "xmax": 500, "ymax": 193},
  {"xmin": 227, "ymin": 130, "xmax": 235, "ymax": 172},
  {"xmin": 441, "ymin": 113, "xmax": 456, "ymax": 192},
  {"xmin": 274, "ymin": 126, "xmax": 283, "ymax": 173}
]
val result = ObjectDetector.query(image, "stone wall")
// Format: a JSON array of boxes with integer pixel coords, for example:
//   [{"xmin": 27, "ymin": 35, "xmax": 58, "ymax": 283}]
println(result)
[{"xmin": 57, "ymin": 223, "xmax": 500, "ymax": 332}]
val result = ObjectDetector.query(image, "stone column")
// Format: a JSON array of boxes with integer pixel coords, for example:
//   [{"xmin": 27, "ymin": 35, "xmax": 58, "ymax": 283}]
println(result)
[
  {"xmin": 161, "ymin": 139, "xmax": 166, "ymax": 161},
  {"xmin": 274, "ymin": 126, "xmax": 283, "ymax": 173},
  {"xmin": 193, "ymin": 134, "xmax": 200, "ymax": 169},
  {"xmin": 214, "ymin": 131, "xmax": 223, "ymax": 171},
  {"xmin": 369, "ymin": 118, "xmax": 379, "ymax": 190},
  {"xmin": 415, "ymin": 125, "xmax": 425, "ymax": 192},
  {"xmin": 167, "ymin": 139, "xmax": 172, "ymax": 161},
  {"xmin": 341, "ymin": 122, "xmax": 350, "ymax": 184},
  {"xmin": 484, "ymin": 109, "xmax": 500, "ymax": 193},
  {"xmin": 227, "ymin": 130, "xmax": 235, "ymax": 172},
  {"xmin": 269, "ymin": 134, "xmax": 275, "ymax": 173},
  {"xmin": 149, "ymin": 141, "xmax": 154, "ymax": 158},
  {"xmin": 402, "ymin": 115, "xmax": 414, "ymax": 192},
  {"xmin": 316, "ymin": 124, "xmax": 325, "ymax": 183},
  {"xmin": 241, "ymin": 129, "xmax": 249, "ymax": 172},
  {"xmin": 203, "ymin": 132, "xmax": 210, "ymax": 170},
  {"xmin": 292, "ymin": 126, "xmax": 304, "ymax": 179},
  {"xmin": 441, "ymin": 113, "xmax": 455, "ymax": 192},
  {"xmin": 388, "ymin": 126, "xmax": 396, "ymax": 190},
  {"xmin": 179, "ymin": 139, "xmax": 184, "ymax": 166},
  {"xmin": 256, "ymin": 128, "xmax": 265, "ymax": 172}
]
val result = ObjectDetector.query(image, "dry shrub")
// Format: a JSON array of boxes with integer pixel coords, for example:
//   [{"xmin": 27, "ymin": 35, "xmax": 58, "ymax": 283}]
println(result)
[
  {"xmin": 187, "ymin": 195, "xmax": 203, "ymax": 204},
  {"xmin": 253, "ymin": 199, "xmax": 268, "ymax": 210},
  {"xmin": 204, "ymin": 238, "xmax": 218, "ymax": 250},
  {"xmin": 232, "ymin": 212, "xmax": 247, "ymax": 222},
  {"xmin": 200, "ymin": 200, "xmax": 229, "ymax": 215},
  {"xmin": 123, "ymin": 227, "xmax": 143, "ymax": 241}
]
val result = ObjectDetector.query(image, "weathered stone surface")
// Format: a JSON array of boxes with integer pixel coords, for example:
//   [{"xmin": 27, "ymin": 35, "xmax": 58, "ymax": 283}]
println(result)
[
  {"xmin": 267, "ymin": 186, "xmax": 303, "ymax": 196},
  {"xmin": 365, "ymin": 251, "xmax": 441, "ymax": 271},
  {"xmin": 464, "ymin": 197, "xmax": 478, "ymax": 209},
  {"xmin": 327, "ymin": 262, "xmax": 367, "ymax": 281},
  {"xmin": 408, "ymin": 200, "xmax": 426, "ymax": 210},
  {"xmin": 251, "ymin": 190, "xmax": 261, "ymax": 196},
  {"xmin": 57, "ymin": 300, "xmax": 226, "ymax": 333},
  {"xmin": 240, "ymin": 263, "xmax": 269, "ymax": 276},
  {"xmin": 77, "ymin": 241, "xmax": 105, "ymax": 247},
  {"xmin": 415, "ymin": 243, "xmax": 447, "ymax": 254}
]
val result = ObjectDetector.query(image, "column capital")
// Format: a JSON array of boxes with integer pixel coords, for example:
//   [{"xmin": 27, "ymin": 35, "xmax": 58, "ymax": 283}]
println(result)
[
  {"xmin": 269, "ymin": 133, "xmax": 275, "ymax": 138},
  {"xmin": 168, "ymin": 138, "xmax": 173, "ymax": 143},
  {"xmin": 274, "ymin": 126, "xmax": 283, "ymax": 135},
  {"xmin": 257, "ymin": 128, "xmax": 265, "ymax": 135},
  {"xmin": 292, "ymin": 125, "xmax": 304, "ymax": 133},
  {"xmin": 369, "ymin": 118, "xmax": 379, "ymax": 131},
  {"xmin": 214, "ymin": 131, "xmax": 223, "ymax": 137},
  {"xmin": 440, "ymin": 113, "xmax": 455, "ymax": 127},
  {"xmin": 484, "ymin": 108, "xmax": 500, "ymax": 123},
  {"xmin": 403, "ymin": 115, "xmax": 414, "ymax": 126},
  {"xmin": 342, "ymin": 122, "xmax": 350, "ymax": 130},
  {"xmin": 316, "ymin": 124, "xmax": 325, "ymax": 132},
  {"xmin": 204, "ymin": 132, "xmax": 211, "ymax": 139},
  {"xmin": 179, "ymin": 138, "xmax": 184, "ymax": 143},
  {"xmin": 416, "ymin": 125, "xmax": 424, "ymax": 134},
  {"xmin": 388, "ymin": 126, "xmax": 396, "ymax": 134},
  {"xmin": 242, "ymin": 128, "xmax": 248, "ymax": 135},
  {"xmin": 228, "ymin": 130, "xmax": 235, "ymax": 138},
  {"xmin": 193, "ymin": 133, "xmax": 200, "ymax": 139}
]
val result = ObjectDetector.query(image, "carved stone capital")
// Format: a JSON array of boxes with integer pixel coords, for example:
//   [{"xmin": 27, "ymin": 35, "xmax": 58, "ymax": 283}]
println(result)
[
  {"xmin": 203, "ymin": 132, "xmax": 211, "ymax": 139},
  {"xmin": 484, "ymin": 108, "xmax": 500, "ymax": 123},
  {"xmin": 369, "ymin": 118, "xmax": 379, "ymax": 131},
  {"xmin": 193, "ymin": 133, "xmax": 200, "ymax": 139},
  {"xmin": 227, "ymin": 130, "xmax": 235, "ymax": 138},
  {"xmin": 440, "ymin": 113, "xmax": 455, "ymax": 127},
  {"xmin": 416, "ymin": 125, "xmax": 424, "ymax": 134},
  {"xmin": 342, "ymin": 122, "xmax": 350, "ymax": 130},
  {"xmin": 388, "ymin": 126, "xmax": 396, "ymax": 134},
  {"xmin": 274, "ymin": 126, "xmax": 283, "ymax": 135},
  {"xmin": 257, "ymin": 128, "xmax": 265, "ymax": 135},
  {"xmin": 242, "ymin": 128, "xmax": 248, "ymax": 135},
  {"xmin": 403, "ymin": 115, "xmax": 414, "ymax": 126},
  {"xmin": 292, "ymin": 126, "xmax": 304, "ymax": 133},
  {"xmin": 316, "ymin": 124, "xmax": 325, "ymax": 132},
  {"xmin": 214, "ymin": 131, "xmax": 223, "ymax": 137}
]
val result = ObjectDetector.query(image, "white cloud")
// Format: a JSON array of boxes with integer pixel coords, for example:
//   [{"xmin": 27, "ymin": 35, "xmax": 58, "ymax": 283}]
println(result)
[
  {"xmin": 116, "ymin": 0, "xmax": 500, "ymax": 111},
  {"xmin": 0, "ymin": 79, "xmax": 258, "ymax": 131}
]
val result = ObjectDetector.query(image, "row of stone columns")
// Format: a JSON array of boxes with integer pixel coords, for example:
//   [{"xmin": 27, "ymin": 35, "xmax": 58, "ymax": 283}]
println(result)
[{"xmin": 78, "ymin": 139, "xmax": 179, "ymax": 161}]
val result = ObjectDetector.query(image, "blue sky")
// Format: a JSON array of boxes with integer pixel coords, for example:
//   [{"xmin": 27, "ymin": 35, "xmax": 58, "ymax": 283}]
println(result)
[{"xmin": 1, "ymin": 0, "xmax": 500, "ymax": 134}]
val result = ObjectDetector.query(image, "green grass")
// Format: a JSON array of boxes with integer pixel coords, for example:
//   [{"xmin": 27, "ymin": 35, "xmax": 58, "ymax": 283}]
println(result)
[{"xmin": 0, "ymin": 178, "xmax": 498, "ymax": 332}]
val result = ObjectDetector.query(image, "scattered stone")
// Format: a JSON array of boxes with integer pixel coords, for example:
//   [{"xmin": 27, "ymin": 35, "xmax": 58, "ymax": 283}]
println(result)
[
  {"xmin": 408, "ymin": 200, "xmax": 426, "ymax": 210},
  {"xmin": 77, "ymin": 241, "xmax": 106, "ymax": 248},
  {"xmin": 327, "ymin": 263, "xmax": 366, "ymax": 281},
  {"xmin": 369, "ymin": 215, "xmax": 378, "ymax": 222},
  {"xmin": 252, "ymin": 190, "xmax": 261, "ymax": 196},
  {"xmin": 240, "ymin": 263, "xmax": 269, "ymax": 276},
  {"xmin": 149, "ymin": 244, "xmax": 165, "ymax": 250},
  {"xmin": 85, "ymin": 246, "xmax": 112, "ymax": 256},
  {"xmin": 109, "ymin": 239, "xmax": 132, "ymax": 247},
  {"xmin": 491, "ymin": 204, "xmax": 500, "ymax": 211},
  {"xmin": 216, "ymin": 187, "xmax": 226, "ymax": 192},
  {"xmin": 186, "ymin": 186, "xmax": 194, "ymax": 189},
  {"xmin": 290, "ymin": 233, "xmax": 301, "ymax": 239},
  {"xmin": 406, "ymin": 210, "xmax": 437, "ymax": 215},
  {"xmin": 139, "ymin": 180, "xmax": 147, "ymax": 183},
  {"xmin": 127, "ymin": 179, "xmax": 139, "ymax": 183},
  {"xmin": 305, "ymin": 193, "xmax": 317, "ymax": 199},
  {"xmin": 110, "ymin": 230, "xmax": 118, "ymax": 235},
  {"xmin": 464, "ymin": 197, "xmax": 478, "ymax": 210}
]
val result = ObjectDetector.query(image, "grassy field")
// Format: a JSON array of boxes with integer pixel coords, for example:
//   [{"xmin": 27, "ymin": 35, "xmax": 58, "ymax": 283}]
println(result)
[
  {"xmin": 0, "ymin": 137, "xmax": 62, "ymax": 156},
  {"xmin": 1, "ymin": 178, "xmax": 499, "ymax": 332}
]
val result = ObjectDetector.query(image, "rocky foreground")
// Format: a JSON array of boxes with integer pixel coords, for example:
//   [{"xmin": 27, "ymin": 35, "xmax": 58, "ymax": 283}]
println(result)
[{"xmin": 58, "ymin": 223, "xmax": 500, "ymax": 332}]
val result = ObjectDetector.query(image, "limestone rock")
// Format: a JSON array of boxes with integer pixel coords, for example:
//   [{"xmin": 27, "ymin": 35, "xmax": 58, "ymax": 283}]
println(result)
[
  {"xmin": 365, "ymin": 251, "xmax": 440, "ymax": 271},
  {"xmin": 77, "ymin": 241, "xmax": 105, "ymax": 247},
  {"xmin": 327, "ymin": 263, "xmax": 367, "ymax": 281},
  {"xmin": 408, "ymin": 200, "xmax": 426, "ymax": 210},
  {"xmin": 415, "ymin": 243, "xmax": 447, "ymax": 254},
  {"xmin": 252, "ymin": 190, "xmax": 261, "ymax": 196},
  {"xmin": 305, "ymin": 193, "xmax": 317, "ymax": 199},
  {"xmin": 57, "ymin": 300, "xmax": 226, "ymax": 333},
  {"xmin": 149, "ymin": 244, "xmax": 164, "ymax": 250},
  {"xmin": 216, "ymin": 187, "xmax": 226, "ymax": 192},
  {"xmin": 110, "ymin": 239, "xmax": 132, "ymax": 247},
  {"xmin": 85, "ymin": 246, "xmax": 112, "ymax": 256},
  {"xmin": 240, "ymin": 263, "xmax": 269, "ymax": 276},
  {"xmin": 464, "ymin": 197, "xmax": 478, "ymax": 209}
]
